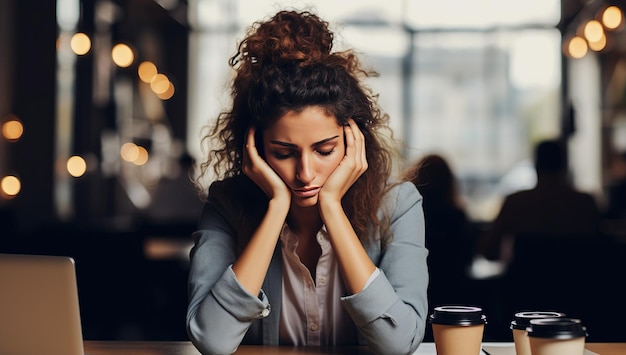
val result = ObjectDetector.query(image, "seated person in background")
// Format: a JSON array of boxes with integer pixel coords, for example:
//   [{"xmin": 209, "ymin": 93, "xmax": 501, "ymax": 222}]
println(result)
[
  {"xmin": 605, "ymin": 150, "xmax": 626, "ymax": 221},
  {"xmin": 477, "ymin": 139, "xmax": 601, "ymax": 262},
  {"xmin": 401, "ymin": 154, "xmax": 474, "ymax": 304}
]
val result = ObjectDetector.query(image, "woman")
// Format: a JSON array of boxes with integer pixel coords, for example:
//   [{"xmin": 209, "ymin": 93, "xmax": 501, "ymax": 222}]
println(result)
[
  {"xmin": 402, "ymin": 154, "xmax": 475, "ymax": 339},
  {"xmin": 186, "ymin": 10, "xmax": 428, "ymax": 355}
]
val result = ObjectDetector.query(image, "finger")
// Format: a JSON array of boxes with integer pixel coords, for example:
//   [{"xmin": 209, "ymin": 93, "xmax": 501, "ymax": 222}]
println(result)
[
  {"xmin": 247, "ymin": 127, "xmax": 264, "ymax": 161},
  {"xmin": 246, "ymin": 127, "xmax": 256, "ymax": 149},
  {"xmin": 344, "ymin": 123, "xmax": 355, "ymax": 157},
  {"xmin": 348, "ymin": 118, "xmax": 361, "ymax": 140},
  {"xmin": 243, "ymin": 127, "xmax": 258, "ymax": 174},
  {"xmin": 347, "ymin": 119, "xmax": 366, "ymax": 170}
]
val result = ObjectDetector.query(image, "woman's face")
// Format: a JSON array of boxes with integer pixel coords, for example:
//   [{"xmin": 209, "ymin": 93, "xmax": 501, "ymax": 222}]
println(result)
[{"xmin": 263, "ymin": 106, "xmax": 345, "ymax": 207}]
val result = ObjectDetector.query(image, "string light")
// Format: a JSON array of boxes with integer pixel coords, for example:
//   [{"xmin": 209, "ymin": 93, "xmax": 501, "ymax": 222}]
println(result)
[
  {"xmin": 66, "ymin": 156, "xmax": 87, "ymax": 177},
  {"xmin": 1, "ymin": 175, "xmax": 21, "ymax": 198},
  {"xmin": 564, "ymin": 5, "xmax": 624, "ymax": 58},
  {"xmin": 70, "ymin": 32, "xmax": 91, "ymax": 55},
  {"xmin": 583, "ymin": 20, "xmax": 604, "ymax": 43},
  {"xmin": 1, "ymin": 116, "xmax": 24, "ymax": 141},
  {"xmin": 602, "ymin": 6, "xmax": 623, "ymax": 30},
  {"xmin": 112, "ymin": 43, "xmax": 134, "ymax": 67},
  {"xmin": 566, "ymin": 36, "xmax": 588, "ymax": 59}
]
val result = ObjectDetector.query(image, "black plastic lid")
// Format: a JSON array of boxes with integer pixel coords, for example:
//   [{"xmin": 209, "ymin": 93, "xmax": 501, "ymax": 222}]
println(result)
[
  {"xmin": 510, "ymin": 311, "xmax": 566, "ymax": 330},
  {"xmin": 428, "ymin": 305, "xmax": 487, "ymax": 326},
  {"xmin": 527, "ymin": 318, "xmax": 587, "ymax": 339}
]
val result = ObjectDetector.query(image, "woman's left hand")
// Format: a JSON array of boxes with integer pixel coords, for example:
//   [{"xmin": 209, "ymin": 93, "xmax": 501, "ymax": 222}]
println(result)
[{"xmin": 318, "ymin": 118, "xmax": 368, "ymax": 204}]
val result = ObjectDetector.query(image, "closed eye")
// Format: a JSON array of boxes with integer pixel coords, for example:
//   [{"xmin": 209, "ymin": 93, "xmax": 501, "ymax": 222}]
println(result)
[
  {"xmin": 268, "ymin": 135, "xmax": 340, "ymax": 159},
  {"xmin": 271, "ymin": 150, "xmax": 295, "ymax": 159},
  {"xmin": 317, "ymin": 148, "xmax": 335, "ymax": 157}
]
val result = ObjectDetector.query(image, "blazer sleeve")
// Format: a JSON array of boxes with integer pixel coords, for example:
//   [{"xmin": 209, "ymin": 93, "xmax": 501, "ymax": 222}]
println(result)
[
  {"xmin": 340, "ymin": 181, "xmax": 429, "ymax": 355},
  {"xmin": 186, "ymin": 199, "xmax": 271, "ymax": 355}
]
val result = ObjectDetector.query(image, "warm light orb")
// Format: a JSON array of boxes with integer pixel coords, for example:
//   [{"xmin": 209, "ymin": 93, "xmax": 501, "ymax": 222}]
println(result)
[
  {"xmin": 1, "ymin": 175, "xmax": 21, "ymax": 197},
  {"xmin": 602, "ymin": 6, "xmax": 623, "ymax": 30},
  {"xmin": 120, "ymin": 142, "xmax": 140, "ymax": 162},
  {"xmin": 567, "ymin": 36, "xmax": 588, "ymax": 59},
  {"xmin": 588, "ymin": 33, "xmax": 607, "ymax": 52},
  {"xmin": 112, "ymin": 43, "xmax": 134, "ymax": 67},
  {"xmin": 156, "ymin": 81, "xmax": 175, "ymax": 100},
  {"xmin": 2, "ymin": 118, "xmax": 24, "ymax": 141},
  {"xmin": 150, "ymin": 73, "xmax": 170, "ymax": 94},
  {"xmin": 133, "ymin": 146, "xmax": 149, "ymax": 166},
  {"xmin": 66, "ymin": 156, "xmax": 87, "ymax": 177},
  {"xmin": 138, "ymin": 61, "xmax": 158, "ymax": 83},
  {"xmin": 583, "ymin": 20, "xmax": 604, "ymax": 43},
  {"xmin": 70, "ymin": 33, "xmax": 91, "ymax": 55}
]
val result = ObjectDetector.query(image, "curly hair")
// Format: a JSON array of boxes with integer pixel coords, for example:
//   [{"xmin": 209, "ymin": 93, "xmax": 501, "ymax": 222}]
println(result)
[{"xmin": 195, "ymin": 10, "xmax": 398, "ymax": 244}]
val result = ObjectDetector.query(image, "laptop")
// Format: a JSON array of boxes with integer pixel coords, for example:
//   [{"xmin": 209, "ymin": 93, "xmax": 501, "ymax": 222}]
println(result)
[{"xmin": 0, "ymin": 253, "xmax": 85, "ymax": 355}]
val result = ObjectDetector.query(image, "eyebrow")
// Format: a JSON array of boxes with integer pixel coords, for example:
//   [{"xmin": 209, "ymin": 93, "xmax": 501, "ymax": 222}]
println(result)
[{"xmin": 269, "ymin": 135, "xmax": 340, "ymax": 148}]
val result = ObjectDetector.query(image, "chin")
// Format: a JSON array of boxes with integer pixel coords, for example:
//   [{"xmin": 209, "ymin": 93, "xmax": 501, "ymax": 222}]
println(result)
[{"xmin": 293, "ymin": 196, "xmax": 319, "ymax": 208}]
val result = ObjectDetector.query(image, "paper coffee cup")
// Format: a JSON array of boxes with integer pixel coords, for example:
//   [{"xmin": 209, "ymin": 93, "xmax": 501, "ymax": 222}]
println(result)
[
  {"xmin": 527, "ymin": 317, "xmax": 587, "ymax": 355},
  {"xmin": 510, "ymin": 311, "xmax": 566, "ymax": 355},
  {"xmin": 429, "ymin": 305, "xmax": 487, "ymax": 355}
]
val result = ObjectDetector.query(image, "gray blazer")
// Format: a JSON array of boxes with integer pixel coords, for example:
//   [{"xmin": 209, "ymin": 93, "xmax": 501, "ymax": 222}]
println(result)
[{"xmin": 186, "ymin": 178, "xmax": 429, "ymax": 355}]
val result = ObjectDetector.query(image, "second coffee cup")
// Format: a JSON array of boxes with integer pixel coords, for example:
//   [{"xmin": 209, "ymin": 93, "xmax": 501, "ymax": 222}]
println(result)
[
  {"xmin": 527, "ymin": 317, "xmax": 587, "ymax": 355},
  {"xmin": 510, "ymin": 311, "xmax": 566, "ymax": 355},
  {"xmin": 429, "ymin": 305, "xmax": 487, "ymax": 355}
]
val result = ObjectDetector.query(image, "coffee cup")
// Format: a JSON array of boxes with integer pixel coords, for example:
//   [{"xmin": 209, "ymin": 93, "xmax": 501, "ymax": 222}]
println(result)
[
  {"xmin": 429, "ymin": 305, "xmax": 487, "ymax": 355},
  {"xmin": 527, "ymin": 317, "xmax": 587, "ymax": 355},
  {"xmin": 510, "ymin": 311, "xmax": 566, "ymax": 355}
]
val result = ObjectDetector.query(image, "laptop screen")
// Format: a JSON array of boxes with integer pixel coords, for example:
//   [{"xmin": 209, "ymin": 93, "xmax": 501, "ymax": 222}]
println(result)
[{"xmin": 0, "ymin": 253, "xmax": 85, "ymax": 355}]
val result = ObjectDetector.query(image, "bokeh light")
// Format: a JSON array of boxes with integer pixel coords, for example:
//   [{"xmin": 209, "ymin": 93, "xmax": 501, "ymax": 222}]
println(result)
[
  {"xmin": 2, "ymin": 117, "xmax": 24, "ymax": 141},
  {"xmin": 70, "ymin": 32, "xmax": 91, "ymax": 55},
  {"xmin": 120, "ymin": 142, "xmax": 140, "ymax": 162},
  {"xmin": 588, "ymin": 34, "xmax": 607, "ymax": 52},
  {"xmin": 133, "ymin": 146, "xmax": 149, "ymax": 166},
  {"xmin": 1, "ymin": 175, "xmax": 21, "ymax": 197},
  {"xmin": 583, "ymin": 20, "xmax": 604, "ymax": 43},
  {"xmin": 138, "ymin": 61, "xmax": 158, "ymax": 83},
  {"xmin": 156, "ymin": 81, "xmax": 175, "ymax": 100},
  {"xmin": 66, "ymin": 155, "xmax": 87, "ymax": 177},
  {"xmin": 112, "ymin": 43, "xmax": 134, "ymax": 67},
  {"xmin": 567, "ymin": 36, "xmax": 588, "ymax": 59},
  {"xmin": 602, "ymin": 6, "xmax": 623, "ymax": 30},
  {"xmin": 150, "ymin": 73, "xmax": 170, "ymax": 94},
  {"xmin": 120, "ymin": 142, "xmax": 150, "ymax": 165}
]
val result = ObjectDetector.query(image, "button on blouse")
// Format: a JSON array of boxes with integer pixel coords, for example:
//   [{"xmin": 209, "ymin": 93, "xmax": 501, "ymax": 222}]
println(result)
[{"xmin": 278, "ymin": 224, "xmax": 358, "ymax": 346}]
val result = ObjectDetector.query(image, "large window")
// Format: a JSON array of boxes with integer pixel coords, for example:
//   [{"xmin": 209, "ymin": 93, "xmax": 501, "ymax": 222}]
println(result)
[{"xmin": 188, "ymin": 0, "xmax": 563, "ymax": 220}]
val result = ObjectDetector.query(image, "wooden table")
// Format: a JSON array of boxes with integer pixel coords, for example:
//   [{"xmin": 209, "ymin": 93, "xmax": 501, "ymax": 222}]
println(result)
[
  {"xmin": 83, "ymin": 342, "xmax": 369, "ymax": 354},
  {"xmin": 586, "ymin": 343, "xmax": 626, "ymax": 355},
  {"xmin": 83, "ymin": 341, "xmax": 626, "ymax": 355}
]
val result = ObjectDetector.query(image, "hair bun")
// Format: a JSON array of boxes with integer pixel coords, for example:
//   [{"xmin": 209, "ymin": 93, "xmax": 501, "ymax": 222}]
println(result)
[{"xmin": 235, "ymin": 10, "xmax": 334, "ymax": 67}]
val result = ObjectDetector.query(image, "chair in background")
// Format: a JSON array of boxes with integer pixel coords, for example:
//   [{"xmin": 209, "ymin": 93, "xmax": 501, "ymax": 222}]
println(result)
[{"xmin": 502, "ymin": 233, "xmax": 622, "ymax": 342}]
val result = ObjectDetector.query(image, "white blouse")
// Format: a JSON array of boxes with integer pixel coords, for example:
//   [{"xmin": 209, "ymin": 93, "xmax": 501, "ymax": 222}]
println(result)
[{"xmin": 278, "ymin": 224, "xmax": 378, "ymax": 346}]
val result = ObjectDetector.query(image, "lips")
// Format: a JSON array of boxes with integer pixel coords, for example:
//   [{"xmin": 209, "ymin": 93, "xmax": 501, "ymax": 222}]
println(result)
[{"xmin": 292, "ymin": 187, "xmax": 321, "ymax": 198}]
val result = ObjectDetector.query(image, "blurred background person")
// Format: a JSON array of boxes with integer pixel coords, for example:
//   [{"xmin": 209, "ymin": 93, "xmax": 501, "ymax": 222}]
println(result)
[
  {"xmin": 402, "ymin": 153, "xmax": 476, "ymax": 338},
  {"xmin": 477, "ymin": 139, "xmax": 601, "ymax": 262},
  {"xmin": 475, "ymin": 139, "xmax": 604, "ymax": 338},
  {"xmin": 604, "ymin": 150, "xmax": 626, "ymax": 221}
]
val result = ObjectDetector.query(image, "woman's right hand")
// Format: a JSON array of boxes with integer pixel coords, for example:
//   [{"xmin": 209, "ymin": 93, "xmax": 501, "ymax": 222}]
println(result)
[
  {"xmin": 242, "ymin": 127, "xmax": 291, "ymax": 204},
  {"xmin": 234, "ymin": 127, "xmax": 291, "ymax": 296}
]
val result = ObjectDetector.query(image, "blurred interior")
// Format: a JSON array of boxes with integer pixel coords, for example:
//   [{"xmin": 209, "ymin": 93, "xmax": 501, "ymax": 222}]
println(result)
[{"xmin": 1, "ymin": 0, "xmax": 626, "ymax": 343}]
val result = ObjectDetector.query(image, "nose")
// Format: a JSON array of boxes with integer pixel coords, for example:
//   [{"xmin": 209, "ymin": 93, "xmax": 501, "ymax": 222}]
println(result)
[{"xmin": 296, "ymin": 153, "xmax": 315, "ymax": 184}]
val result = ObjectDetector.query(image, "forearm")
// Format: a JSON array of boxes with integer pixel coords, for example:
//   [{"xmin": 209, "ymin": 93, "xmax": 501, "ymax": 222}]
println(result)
[
  {"xmin": 188, "ymin": 266, "xmax": 270, "ymax": 354},
  {"xmin": 342, "ymin": 272, "xmax": 424, "ymax": 355},
  {"xmin": 233, "ymin": 199, "xmax": 289, "ymax": 295},
  {"xmin": 319, "ymin": 200, "xmax": 376, "ymax": 294},
  {"xmin": 338, "ymin": 182, "xmax": 428, "ymax": 354}
]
